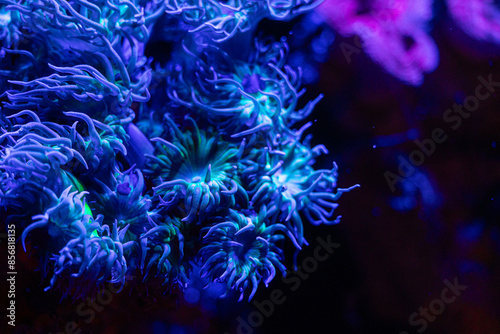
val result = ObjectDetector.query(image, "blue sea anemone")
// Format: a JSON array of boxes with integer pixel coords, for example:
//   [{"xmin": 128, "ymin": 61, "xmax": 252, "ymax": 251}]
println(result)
[
  {"xmin": 62, "ymin": 111, "xmax": 127, "ymax": 180},
  {"xmin": 92, "ymin": 167, "xmax": 151, "ymax": 228},
  {"xmin": 0, "ymin": 113, "xmax": 88, "ymax": 212},
  {"xmin": 242, "ymin": 126, "xmax": 359, "ymax": 247},
  {"xmin": 199, "ymin": 208, "xmax": 300, "ymax": 301},
  {"xmin": 48, "ymin": 217, "xmax": 134, "ymax": 299},
  {"xmin": 20, "ymin": 186, "xmax": 89, "ymax": 277},
  {"xmin": 167, "ymin": 37, "xmax": 323, "ymax": 140},
  {"xmin": 145, "ymin": 115, "xmax": 247, "ymax": 223}
]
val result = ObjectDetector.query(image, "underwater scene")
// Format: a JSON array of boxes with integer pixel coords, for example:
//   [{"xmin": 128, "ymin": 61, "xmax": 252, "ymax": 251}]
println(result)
[{"xmin": 0, "ymin": 0, "xmax": 499, "ymax": 333}]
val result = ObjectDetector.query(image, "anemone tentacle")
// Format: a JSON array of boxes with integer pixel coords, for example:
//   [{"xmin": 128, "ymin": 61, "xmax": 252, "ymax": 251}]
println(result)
[{"xmin": 164, "ymin": 0, "xmax": 323, "ymax": 42}]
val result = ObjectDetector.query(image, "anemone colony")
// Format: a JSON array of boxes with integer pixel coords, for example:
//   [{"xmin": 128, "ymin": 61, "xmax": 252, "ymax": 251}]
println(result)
[{"xmin": 0, "ymin": 0, "xmax": 360, "ymax": 302}]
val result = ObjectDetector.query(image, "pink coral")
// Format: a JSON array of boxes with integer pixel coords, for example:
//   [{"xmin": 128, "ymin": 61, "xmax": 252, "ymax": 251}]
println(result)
[
  {"xmin": 447, "ymin": 0, "xmax": 500, "ymax": 44},
  {"xmin": 317, "ymin": 0, "xmax": 439, "ymax": 85}
]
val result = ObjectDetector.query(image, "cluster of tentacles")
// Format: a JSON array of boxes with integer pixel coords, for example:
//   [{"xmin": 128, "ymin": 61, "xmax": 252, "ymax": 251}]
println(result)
[{"xmin": 0, "ymin": 0, "xmax": 356, "ymax": 302}]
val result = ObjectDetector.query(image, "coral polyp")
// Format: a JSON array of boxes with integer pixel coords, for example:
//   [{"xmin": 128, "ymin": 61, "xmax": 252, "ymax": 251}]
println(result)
[
  {"xmin": 0, "ymin": 0, "xmax": 356, "ymax": 304},
  {"xmin": 168, "ymin": 37, "xmax": 322, "ymax": 138},
  {"xmin": 48, "ymin": 216, "xmax": 133, "ymax": 299},
  {"xmin": 200, "ymin": 209, "xmax": 298, "ymax": 301},
  {"xmin": 244, "ymin": 130, "xmax": 359, "ymax": 247},
  {"xmin": 146, "ymin": 116, "xmax": 246, "ymax": 223},
  {"xmin": 164, "ymin": 0, "xmax": 323, "ymax": 42}
]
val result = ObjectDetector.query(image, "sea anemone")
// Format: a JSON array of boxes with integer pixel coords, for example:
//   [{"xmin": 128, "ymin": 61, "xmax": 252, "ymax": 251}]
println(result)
[
  {"xmin": 243, "ymin": 125, "xmax": 359, "ymax": 246},
  {"xmin": 0, "ymin": 112, "xmax": 88, "ymax": 213},
  {"xmin": 168, "ymin": 37, "xmax": 323, "ymax": 139},
  {"xmin": 199, "ymin": 208, "xmax": 300, "ymax": 301},
  {"xmin": 164, "ymin": 0, "xmax": 323, "ymax": 42},
  {"xmin": 20, "ymin": 186, "xmax": 89, "ymax": 277},
  {"xmin": 48, "ymin": 217, "xmax": 134, "ymax": 299},
  {"xmin": 145, "ymin": 115, "xmax": 247, "ymax": 223},
  {"xmin": 91, "ymin": 167, "xmax": 151, "ymax": 228}
]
